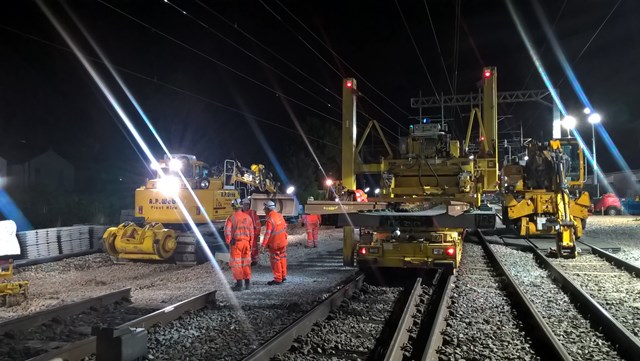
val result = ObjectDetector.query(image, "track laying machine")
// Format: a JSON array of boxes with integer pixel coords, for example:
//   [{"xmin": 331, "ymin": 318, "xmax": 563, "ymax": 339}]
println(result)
[
  {"xmin": 306, "ymin": 68, "xmax": 500, "ymax": 270},
  {"xmin": 103, "ymin": 156, "xmax": 297, "ymax": 265},
  {"xmin": 502, "ymin": 139, "xmax": 590, "ymax": 257}
]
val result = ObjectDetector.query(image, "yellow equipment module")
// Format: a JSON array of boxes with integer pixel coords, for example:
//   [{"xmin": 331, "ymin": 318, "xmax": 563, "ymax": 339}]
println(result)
[
  {"xmin": 0, "ymin": 220, "xmax": 29, "ymax": 307},
  {"xmin": 503, "ymin": 139, "xmax": 591, "ymax": 257},
  {"xmin": 103, "ymin": 155, "xmax": 296, "ymax": 265}
]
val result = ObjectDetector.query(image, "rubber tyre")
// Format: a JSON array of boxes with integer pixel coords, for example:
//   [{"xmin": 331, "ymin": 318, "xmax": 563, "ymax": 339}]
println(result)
[{"xmin": 606, "ymin": 207, "xmax": 619, "ymax": 216}]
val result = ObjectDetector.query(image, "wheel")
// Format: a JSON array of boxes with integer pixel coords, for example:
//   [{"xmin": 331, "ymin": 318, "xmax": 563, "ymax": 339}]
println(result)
[{"xmin": 606, "ymin": 207, "xmax": 619, "ymax": 216}]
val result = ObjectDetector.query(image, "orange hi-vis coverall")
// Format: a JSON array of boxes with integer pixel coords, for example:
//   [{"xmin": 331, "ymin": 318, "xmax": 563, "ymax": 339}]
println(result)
[
  {"xmin": 243, "ymin": 208, "xmax": 261, "ymax": 263},
  {"xmin": 262, "ymin": 210, "xmax": 288, "ymax": 283},
  {"xmin": 224, "ymin": 211, "xmax": 254, "ymax": 281},
  {"xmin": 302, "ymin": 214, "xmax": 321, "ymax": 247}
]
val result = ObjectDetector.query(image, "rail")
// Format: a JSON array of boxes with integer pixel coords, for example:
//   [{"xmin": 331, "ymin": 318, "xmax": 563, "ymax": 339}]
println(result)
[
  {"xmin": 242, "ymin": 273, "xmax": 366, "ymax": 361},
  {"xmin": 383, "ymin": 277, "xmax": 423, "ymax": 361},
  {"xmin": 421, "ymin": 270, "xmax": 454, "ymax": 361},
  {"xmin": 28, "ymin": 290, "xmax": 216, "ymax": 361},
  {"xmin": 529, "ymin": 244, "xmax": 640, "ymax": 360},
  {"xmin": 578, "ymin": 240, "xmax": 640, "ymax": 277},
  {"xmin": 0, "ymin": 288, "xmax": 131, "ymax": 335},
  {"xmin": 478, "ymin": 230, "xmax": 572, "ymax": 360}
]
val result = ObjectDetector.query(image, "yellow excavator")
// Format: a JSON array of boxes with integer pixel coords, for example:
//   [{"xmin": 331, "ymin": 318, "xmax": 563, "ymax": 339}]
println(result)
[
  {"xmin": 0, "ymin": 220, "xmax": 29, "ymax": 307},
  {"xmin": 503, "ymin": 139, "xmax": 590, "ymax": 257},
  {"xmin": 103, "ymin": 155, "xmax": 297, "ymax": 265}
]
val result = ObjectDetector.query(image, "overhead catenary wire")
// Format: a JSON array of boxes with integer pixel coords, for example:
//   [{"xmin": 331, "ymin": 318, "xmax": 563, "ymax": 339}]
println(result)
[
  {"xmin": 160, "ymin": 0, "xmax": 342, "ymax": 115},
  {"xmin": 96, "ymin": 0, "xmax": 341, "ymax": 125},
  {"xmin": 0, "ymin": 24, "xmax": 339, "ymax": 149},
  {"xmin": 194, "ymin": 0, "xmax": 340, "ymax": 101},
  {"xmin": 555, "ymin": 0, "xmax": 623, "ymax": 88},
  {"xmin": 272, "ymin": 0, "xmax": 412, "ymax": 118}
]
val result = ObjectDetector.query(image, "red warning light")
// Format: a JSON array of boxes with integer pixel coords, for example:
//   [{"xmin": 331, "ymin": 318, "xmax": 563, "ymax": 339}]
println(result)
[
  {"xmin": 359, "ymin": 247, "xmax": 367, "ymax": 255},
  {"xmin": 483, "ymin": 70, "xmax": 492, "ymax": 79},
  {"xmin": 346, "ymin": 80, "xmax": 353, "ymax": 88},
  {"xmin": 445, "ymin": 246, "xmax": 456, "ymax": 257},
  {"xmin": 480, "ymin": 136, "xmax": 485, "ymax": 141}
]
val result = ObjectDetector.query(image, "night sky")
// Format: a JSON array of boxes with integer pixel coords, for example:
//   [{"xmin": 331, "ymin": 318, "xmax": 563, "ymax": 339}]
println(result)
[{"xmin": 1, "ymin": 0, "xmax": 639, "ymax": 188}]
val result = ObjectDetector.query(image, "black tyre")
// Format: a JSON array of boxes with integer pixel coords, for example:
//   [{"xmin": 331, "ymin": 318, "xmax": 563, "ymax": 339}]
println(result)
[{"xmin": 606, "ymin": 207, "xmax": 619, "ymax": 216}]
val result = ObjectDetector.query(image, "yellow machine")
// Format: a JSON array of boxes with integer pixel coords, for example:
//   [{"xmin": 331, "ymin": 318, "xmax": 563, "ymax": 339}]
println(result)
[
  {"xmin": 103, "ymin": 155, "xmax": 297, "ymax": 265},
  {"xmin": 306, "ymin": 68, "xmax": 498, "ymax": 269},
  {"xmin": 0, "ymin": 220, "xmax": 29, "ymax": 307},
  {"xmin": 503, "ymin": 139, "xmax": 590, "ymax": 257}
]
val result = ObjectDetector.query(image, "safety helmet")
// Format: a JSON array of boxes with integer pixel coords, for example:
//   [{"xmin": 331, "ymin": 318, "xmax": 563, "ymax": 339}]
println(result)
[
  {"xmin": 231, "ymin": 199, "xmax": 243, "ymax": 209},
  {"xmin": 242, "ymin": 198, "xmax": 251, "ymax": 205},
  {"xmin": 264, "ymin": 200, "xmax": 276, "ymax": 210}
]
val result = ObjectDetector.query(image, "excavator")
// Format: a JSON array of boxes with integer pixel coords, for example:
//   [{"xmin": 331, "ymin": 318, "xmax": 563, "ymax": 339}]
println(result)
[
  {"xmin": 0, "ymin": 220, "xmax": 29, "ymax": 306},
  {"xmin": 503, "ymin": 139, "xmax": 591, "ymax": 257},
  {"xmin": 102, "ymin": 155, "xmax": 297, "ymax": 265}
]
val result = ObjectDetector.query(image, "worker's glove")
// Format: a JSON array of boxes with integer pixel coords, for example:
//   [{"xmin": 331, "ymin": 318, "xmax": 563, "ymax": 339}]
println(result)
[{"xmin": 230, "ymin": 239, "xmax": 236, "ymax": 246}]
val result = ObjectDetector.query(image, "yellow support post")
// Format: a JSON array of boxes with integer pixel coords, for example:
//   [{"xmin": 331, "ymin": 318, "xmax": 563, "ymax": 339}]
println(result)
[{"xmin": 342, "ymin": 78, "xmax": 357, "ymax": 266}]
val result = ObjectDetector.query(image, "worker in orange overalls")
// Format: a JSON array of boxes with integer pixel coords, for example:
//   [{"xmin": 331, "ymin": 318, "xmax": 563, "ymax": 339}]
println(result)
[
  {"xmin": 224, "ymin": 199, "xmax": 254, "ymax": 291},
  {"xmin": 241, "ymin": 198, "xmax": 261, "ymax": 266},
  {"xmin": 301, "ymin": 213, "xmax": 321, "ymax": 248},
  {"xmin": 261, "ymin": 200, "xmax": 288, "ymax": 285}
]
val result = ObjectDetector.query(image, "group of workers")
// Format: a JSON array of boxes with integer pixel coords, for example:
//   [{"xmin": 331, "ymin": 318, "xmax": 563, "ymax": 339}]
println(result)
[
  {"xmin": 224, "ymin": 198, "xmax": 322, "ymax": 292},
  {"xmin": 224, "ymin": 198, "xmax": 290, "ymax": 291}
]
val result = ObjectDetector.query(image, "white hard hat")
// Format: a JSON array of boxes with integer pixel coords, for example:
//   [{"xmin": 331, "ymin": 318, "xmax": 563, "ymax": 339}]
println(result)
[
  {"xmin": 231, "ymin": 199, "xmax": 243, "ymax": 208},
  {"xmin": 264, "ymin": 200, "xmax": 276, "ymax": 210},
  {"xmin": 242, "ymin": 198, "xmax": 251, "ymax": 205}
]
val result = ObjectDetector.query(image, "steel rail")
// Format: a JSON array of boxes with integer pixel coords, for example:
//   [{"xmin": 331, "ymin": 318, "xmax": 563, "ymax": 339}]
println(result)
[
  {"xmin": 478, "ymin": 231, "xmax": 572, "ymax": 360},
  {"xmin": 421, "ymin": 270, "xmax": 454, "ymax": 361},
  {"xmin": 578, "ymin": 240, "xmax": 640, "ymax": 277},
  {"xmin": 28, "ymin": 290, "xmax": 217, "ymax": 361},
  {"xmin": 383, "ymin": 277, "xmax": 423, "ymax": 361},
  {"xmin": 243, "ymin": 272, "xmax": 365, "ymax": 361},
  {"xmin": 0, "ymin": 288, "xmax": 131, "ymax": 335},
  {"xmin": 530, "ymin": 246, "xmax": 640, "ymax": 360}
]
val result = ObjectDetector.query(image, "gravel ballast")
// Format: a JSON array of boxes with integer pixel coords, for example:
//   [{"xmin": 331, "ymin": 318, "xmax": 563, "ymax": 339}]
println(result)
[
  {"xmin": 582, "ymin": 216, "xmax": 640, "ymax": 265},
  {"xmin": 490, "ymin": 244, "xmax": 622, "ymax": 360},
  {"xmin": 438, "ymin": 242, "xmax": 539, "ymax": 360},
  {"xmin": 552, "ymin": 254, "xmax": 640, "ymax": 339}
]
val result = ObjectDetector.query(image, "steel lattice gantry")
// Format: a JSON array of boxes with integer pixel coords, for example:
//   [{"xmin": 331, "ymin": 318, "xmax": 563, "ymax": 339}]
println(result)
[{"xmin": 410, "ymin": 90, "xmax": 554, "ymax": 108}]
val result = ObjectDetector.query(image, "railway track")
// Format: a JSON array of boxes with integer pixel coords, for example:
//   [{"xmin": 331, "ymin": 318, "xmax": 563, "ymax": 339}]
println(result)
[
  {"xmin": 14, "ymin": 290, "xmax": 216, "ymax": 361},
  {"xmin": 241, "ymin": 270, "xmax": 456, "ymax": 361},
  {"xmin": 481, "ymin": 229, "xmax": 640, "ymax": 360}
]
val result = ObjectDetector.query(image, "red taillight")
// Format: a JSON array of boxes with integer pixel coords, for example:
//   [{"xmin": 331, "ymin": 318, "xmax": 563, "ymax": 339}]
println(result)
[
  {"xmin": 445, "ymin": 246, "xmax": 456, "ymax": 256},
  {"xmin": 483, "ymin": 70, "xmax": 492, "ymax": 78},
  {"xmin": 346, "ymin": 80, "xmax": 353, "ymax": 88},
  {"xmin": 359, "ymin": 247, "xmax": 367, "ymax": 255},
  {"xmin": 137, "ymin": 206, "xmax": 143, "ymax": 215}
]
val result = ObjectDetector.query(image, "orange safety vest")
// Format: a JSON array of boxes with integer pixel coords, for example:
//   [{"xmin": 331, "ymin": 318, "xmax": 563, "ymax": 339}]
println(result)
[
  {"xmin": 262, "ymin": 211, "xmax": 288, "ymax": 249},
  {"xmin": 243, "ymin": 209, "xmax": 261, "ymax": 236},
  {"xmin": 224, "ymin": 211, "xmax": 254, "ymax": 244}
]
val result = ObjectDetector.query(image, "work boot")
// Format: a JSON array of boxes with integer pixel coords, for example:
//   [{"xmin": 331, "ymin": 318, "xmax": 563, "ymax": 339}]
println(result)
[
  {"xmin": 244, "ymin": 279, "xmax": 251, "ymax": 290},
  {"xmin": 313, "ymin": 244, "xmax": 318, "ymax": 248},
  {"xmin": 267, "ymin": 280, "xmax": 282, "ymax": 286},
  {"xmin": 282, "ymin": 277, "xmax": 287, "ymax": 282},
  {"xmin": 231, "ymin": 280, "xmax": 243, "ymax": 292}
]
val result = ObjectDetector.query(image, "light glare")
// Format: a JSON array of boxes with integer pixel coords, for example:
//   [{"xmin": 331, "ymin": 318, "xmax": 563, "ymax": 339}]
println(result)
[
  {"xmin": 561, "ymin": 115, "xmax": 577, "ymax": 130},
  {"xmin": 588, "ymin": 113, "xmax": 602, "ymax": 124},
  {"xmin": 583, "ymin": 107, "xmax": 592, "ymax": 115},
  {"xmin": 286, "ymin": 186, "xmax": 295, "ymax": 194}
]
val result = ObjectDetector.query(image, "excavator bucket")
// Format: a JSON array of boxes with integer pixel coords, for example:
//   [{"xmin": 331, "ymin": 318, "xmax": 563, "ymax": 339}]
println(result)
[{"xmin": 0, "ymin": 220, "xmax": 29, "ymax": 307}]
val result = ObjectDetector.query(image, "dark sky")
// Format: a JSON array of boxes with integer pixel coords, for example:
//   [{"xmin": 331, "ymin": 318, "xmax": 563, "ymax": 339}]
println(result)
[{"xmin": 1, "ymin": 0, "xmax": 639, "ymax": 184}]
